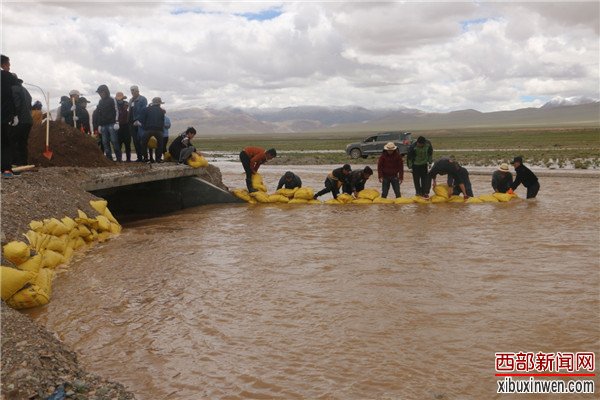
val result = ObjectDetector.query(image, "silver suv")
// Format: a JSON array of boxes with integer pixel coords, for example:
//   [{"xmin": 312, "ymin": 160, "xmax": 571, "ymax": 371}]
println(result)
[{"xmin": 345, "ymin": 131, "xmax": 413, "ymax": 159}]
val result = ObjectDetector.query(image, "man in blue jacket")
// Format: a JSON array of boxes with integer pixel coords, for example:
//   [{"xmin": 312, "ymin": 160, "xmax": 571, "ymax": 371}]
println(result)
[
  {"xmin": 140, "ymin": 97, "xmax": 165, "ymax": 163},
  {"xmin": 128, "ymin": 85, "xmax": 147, "ymax": 162}
]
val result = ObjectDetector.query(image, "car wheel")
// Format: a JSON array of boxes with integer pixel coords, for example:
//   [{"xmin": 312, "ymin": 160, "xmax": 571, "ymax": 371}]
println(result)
[{"xmin": 350, "ymin": 148, "xmax": 362, "ymax": 159}]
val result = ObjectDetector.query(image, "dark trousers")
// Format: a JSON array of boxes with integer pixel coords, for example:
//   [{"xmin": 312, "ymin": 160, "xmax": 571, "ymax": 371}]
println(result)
[
  {"xmin": 118, "ymin": 125, "xmax": 131, "ymax": 161},
  {"xmin": 452, "ymin": 180, "xmax": 474, "ymax": 197},
  {"xmin": 526, "ymin": 182, "xmax": 540, "ymax": 199},
  {"xmin": 1, "ymin": 122, "xmax": 12, "ymax": 171},
  {"xmin": 239, "ymin": 151, "xmax": 254, "ymax": 191},
  {"xmin": 10, "ymin": 123, "xmax": 32, "ymax": 166},
  {"xmin": 412, "ymin": 164, "xmax": 430, "ymax": 196},
  {"xmin": 162, "ymin": 136, "xmax": 169, "ymax": 155},
  {"xmin": 130, "ymin": 124, "xmax": 143, "ymax": 160},
  {"xmin": 142, "ymin": 130, "xmax": 163, "ymax": 161},
  {"xmin": 381, "ymin": 176, "xmax": 400, "ymax": 198},
  {"xmin": 315, "ymin": 178, "xmax": 340, "ymax": 199}
]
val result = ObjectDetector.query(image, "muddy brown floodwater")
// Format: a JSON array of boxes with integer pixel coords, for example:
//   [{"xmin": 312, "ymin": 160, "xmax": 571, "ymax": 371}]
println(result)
[{"xmin": 27, "ymin": 163, "xmax": 599, "ymax": 400}]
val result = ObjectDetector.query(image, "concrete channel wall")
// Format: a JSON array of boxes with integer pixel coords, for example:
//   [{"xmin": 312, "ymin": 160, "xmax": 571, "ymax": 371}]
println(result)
[{"xmin": 85, "ymin": 165, "xmax": 243, "ymax": 219}]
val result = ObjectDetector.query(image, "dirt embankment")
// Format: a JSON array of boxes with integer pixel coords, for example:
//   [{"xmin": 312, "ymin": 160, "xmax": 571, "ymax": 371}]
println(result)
[{"xmin": 1, "ymin": 121, "xmax": 224, "ymax": 399}]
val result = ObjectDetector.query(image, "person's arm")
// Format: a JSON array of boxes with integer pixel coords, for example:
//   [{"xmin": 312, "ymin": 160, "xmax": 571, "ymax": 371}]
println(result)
[
  {"xmin": 296, "ymin": 175, "xmax": 302, "ymax": 188},
  {"xmin": 459, "ymin": 183, "xmax": 469, "ymax": 199},
  {"xmin": 427, "ymin": 143, "xmax": 433, "ymax": 164},
  {"xmin": 511, "ymin": 171, "xmax": 522, "ymax": 190},
  {"xmin": 276, "ymin": 176, "xmax": 285, "ymax": 190},
  {"xmin": 249, "ymin": 152, "xmax": 266, "ymax": 173},
  {"xmin": 491, "ymin": 173, "xmax": 499, "ymax": 192},
  {"xmin": 398, "ymin": 155, "xmax": 404, "ymax": 182}
]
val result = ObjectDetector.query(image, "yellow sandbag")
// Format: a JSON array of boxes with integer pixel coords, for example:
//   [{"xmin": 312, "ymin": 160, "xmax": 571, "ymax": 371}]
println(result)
[
  {"xmin": 46, "ymin": 218, "xmax": 70, "ymax": 236},
  {"xmin": 324, "ymin": 199, "xmax": 341, "ymax": 204},
  {"xmin": 3, "ymin": 241, "xmax": 31, "ymax": 265},
  {"xmin": 90, "ymin": 199, "xmax": 108, "ymax": 214},
  {"xmin": 433, "ymin": 184, "xmax": 451, "ymax": 199},
  {"xmin": 103, "ymin": 207, "xmax": 119, "ymax": 224},
  {"xmin": 431, "ymin": 195, "xmax": 448, "ymax": 203},
  {"xmin": 466, "ymin": 197, "xmax": 484, "ymax": 203},
  {"xmin": 45, "ymin": 236, "xmax": 68, "ymax": 254},
  {"xmin": 276, "ymin": 188, "xmax": 298, "ymax": 198},
  {"xmin": 412, "ymin": 196, "xmax": 430, "ymax": 204},
  {"xmin": 493, "ymin": 192, "xmax": 513, "ymax": 202},
  {"xmin": 96, "ymin": 215, "xmax": 112, "ymax": 232},
  {"xmin": 250, "ymin": 173, "xmax": 268, "ymax": 192},
  {"xmin": 29, "ymin": 220, "xmax": 43, "ymax": 232},
  {"xmin": 187, "ymin": 152, "xmax": 208, "ymax": 168},
  {"xmin": 6, "ymin": 268, "xmax": 54, "ymax": 309},
  {"xmin": 232, "ymin": 189, "xmax": 252, "ymax": 202},
  {"xmin": 148, "ymin": 135, "xmax": 158, "ymax": 149},
  {"xmin": 110, "ymin": 223, "xmax": 122, "ymax": 234},
  {"xmin": 268, "ymin": 194, "xmax": 289, "ymax": 203},
  {"xmin": 75, "ymin": 217, "xmax": 99, "ymax": 230},
  {"xmin": 357, "ymin": 189, "xmax": 380, "ymax": 200},
  {"xmin": 17, "ymin": 254, "xmax": 43, "ymax": 273},
  {"xmin": 336, "ymin": 193, "xmax": 354, "ymax": 204},
  {"xmin": 352, "ymin": 198, "xmax": 373, "ymax": 204},
  {"xmin": 293, "ymin": 187, "xmax": 314, "ymax": 200},
  {"xmin": 77, "ymin": 209, "xmax": 89, "ymax": 219},
  {"xmin": 308, "ymin": 199, "xmax": 322, "ymax": 204},
  {"xmin": 288, "ymin": 198, "xmax": 309, "ymax": 204},
  {"xmin": 372, "ymin": 197, "xmax": 394, "ymax": 204},
  {"xmin": 394, "ymin": 197, "xmax": 415, "ymax": 204},
  {"xmin": 62, "ymin": 245, "xmax": 74, "ymax": 262},
  {"xmin": 41, "ymin": 250, "xmax": 65, "ymax": 269},
  {"xmin": 97, "ymin": 232, "xmax": 111, "ymax": 243},
  {"xmin": 164, "ymin": 151, "xmax": 172, "ymax": 161},
  {"xmin": 0, "ymin": 266, "xmax": 36, "ymax": 301},
  {"xmin": 448, "ymin": 195, "xmax": 465, "ymax": 203},
  {"xmin": 479, "ymin": 194, "xmax": 500, "ymax": 202},
  {"xmin": 77, "ymin": 224, "xmax": 92, "ymax": 237},
  {"xmin": 249, "ymin": 191, "xmax": 272, "ymax": 203},
  {"xmin": 72, "ymin": 237, "xmax": 86, "ymax": 250},
  {"xmin": 61, "ymin": 216, "xmax": 77, "ymax": 231}
]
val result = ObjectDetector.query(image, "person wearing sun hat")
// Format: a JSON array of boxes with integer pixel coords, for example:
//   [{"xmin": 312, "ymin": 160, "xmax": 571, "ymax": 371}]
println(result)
[
  {"xmin": 511, "ymin": 156, "xmax": 540, "ymax": 198},
  {"xmin": 377, "ymin": 141, "xmax": 404, "ymax": 198},
  {"xmin": 491, "ymin": 162, "xmax": 514, "ymax": 193}
]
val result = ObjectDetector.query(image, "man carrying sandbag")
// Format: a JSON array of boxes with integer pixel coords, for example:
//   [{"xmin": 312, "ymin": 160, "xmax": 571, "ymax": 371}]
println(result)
[
  {"xmin": 428, "ymin": 156, "xmax": 470, "ymax": 199},
  {"xmin": 314, "ymin": 164, "xmax": 352, "ymax": 200},
  {"xmin": 344, "ymin": 166, "xmax": 373, "ymax": 197},
  {"xmin": 277, "ymin": 171, "xmax": 302, "ymax": 190},
  {"xmin": 492, "ymin": 163, "xmax": 513, "ymax": 193},
  {"xmin": 239, "ymin": 147, "xmax": 277, "ymax": 192},
  {"xmin": 169, "ymin": 127, "xmax": 198, "ymax": 163}
]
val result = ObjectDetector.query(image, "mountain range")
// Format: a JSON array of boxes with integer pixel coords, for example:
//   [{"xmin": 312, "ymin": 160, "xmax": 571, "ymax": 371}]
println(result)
[{"xmin": 167, "ymin": 98, "xmax": 600, "ymax": 135}]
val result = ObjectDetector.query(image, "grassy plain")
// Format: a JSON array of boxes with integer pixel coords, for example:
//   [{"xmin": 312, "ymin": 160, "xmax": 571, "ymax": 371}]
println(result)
[{"xmin": 195, "ymin": 127, "xmax": 600, "ymax": 168}]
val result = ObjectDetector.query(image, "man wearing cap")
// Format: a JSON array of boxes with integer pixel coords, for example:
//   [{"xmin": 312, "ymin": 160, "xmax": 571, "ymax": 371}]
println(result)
[
  {"xmin": 277, "ymin": 171, "xmax": 302, "ymax": 190},
  {"xmin": 128, "ymin": 85, "xmax": 148, "ymax": 162},
  {"xmin": 377, "ymin": 142, "xmax": 404, "ymax": 198},
  {"xmin": 139, "ymin": 97, "xmax": 165, "ymax": 163},
  {"xmin": 62, "ymin": 89, "xmax": 81, "ymax": 126},
  {"xmin": 511, "ymin": 156, "xmax": 539, "ymax": 198},
  {"xmin": 344, "ymin": 166, "xmax": 373, "ymax": 197},
  {"xmin": 428, "ymin": 156, "xmax": 470, "ymax": 199},
  {"xmin": 492, "ymin": 163, "xmax": 513, "ymax": 193},
  {"xmin": 239, "ymin": 146, "xmax": 277, "ymax": 192},
  {"xmin": 115, "ymin": 92, "xmax": 131, "ymax": 161},
  {"xmin": 94, "ymin": 84, "xmax": 121, "ymax": 161},
  {"xmin": 407, "ymin": 136, "xmax": 433, "ymax": 197},
  {"xmin": 314, "ymin": 164, "xmax": 352, "ymax": 200}
]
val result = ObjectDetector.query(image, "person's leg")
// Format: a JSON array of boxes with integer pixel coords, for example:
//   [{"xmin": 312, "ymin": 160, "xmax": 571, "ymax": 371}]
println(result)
[
  {"xmin": 314, "ymin": 178, "xmax": 333, "ymax": 198},
  {"xmin": 109, "ymin": 125, "xmax": 121, "ymax": 161},
  {"xmin": 179, "ymin": 147, "xmax": 195, "ymax": 163},
  {"xmin": 162, "ymin": 136, "xmax": 169, "ymax": 156},
  {"xmin": 527, "ymin": 182, "xmax": 540, "ymax": 199},
  {"xmin": 381, "ymin": 177, "xmax": 390, "ymax": 198},
  {"xmin": 239, "ymin": 151, "xmax": 255, "ymax": 191},
  {"xmin": 391, "ymin": 177, "xmax": 401, "ymax": 198},
  {"xmin": 1, "ymin": 122, "xmax": 13, "ymax": 172},
  {"xmin": 331, "ymin": 180, "xmax": 340, "ymax": 199},
  {"xmin": 417, "ymin": 165, "xmax": 431, "ymax": 197},
  {"xmin": 100, "ymin": 125, "xmax": 112, "ymax": 160},
  {"xmin": 140, "ymin": 129, "xmax": 150, "ymax": 162},
  {"xmin": 412, "ymin": 165, "xmax": 422, "ymax": 195},
  {"xmin": 155, "ymin": 133, "xmax": 164, "ymax": 162},
  {"xmin": 123, "ymin": 125, "xmax": 131, "ymax": 161},
  {"xmin": 465, "ymin": 180, "xmax": 474, "ymax": 197}
]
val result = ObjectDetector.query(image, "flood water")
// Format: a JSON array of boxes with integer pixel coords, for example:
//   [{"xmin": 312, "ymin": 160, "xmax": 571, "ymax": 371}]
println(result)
[{"xmin": 28, "ymin": 163, "xmax": 600, "ymax": 399}]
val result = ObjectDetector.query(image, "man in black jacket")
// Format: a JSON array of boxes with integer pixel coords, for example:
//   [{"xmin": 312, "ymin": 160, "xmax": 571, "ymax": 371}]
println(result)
[
  {"xmin": 140, "ymin": 97, "xmax": 165, "ymax": 163},
  {"xmin": 343, "ymin": 166, "xmax": 373, "ymax": 196},
  {"xmin": 428, "ymin": 156, "xmax": 470, "ymax": 199},
  {"xmin": 511, "ymin": 156, "xmax": 539, "ymax": 198},
  {"xmin": 95, "ymin": 84, "xmax": 120, "ymax": 161},
  {"xmin": 276, "ymin": 171, "xmax": 302, "ymax": 190},
  {"xmin": 314, "ymin": 164, "xmax": 352, "ymax": 200}
]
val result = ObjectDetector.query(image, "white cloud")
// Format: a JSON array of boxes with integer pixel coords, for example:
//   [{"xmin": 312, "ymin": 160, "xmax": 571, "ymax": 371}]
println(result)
[{"xmin": 2, "ymin": 1, "xmax": 598, "ymax": 112}]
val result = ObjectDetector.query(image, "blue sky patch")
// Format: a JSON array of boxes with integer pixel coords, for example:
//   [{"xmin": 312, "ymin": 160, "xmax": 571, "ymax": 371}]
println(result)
[
  {"xmin": 460, "ymin": 17, "xmax": 490, "ymax": 31},
  {"xmin": 238, "ymin": 8, "xmax": 282, "ymax": 21}
]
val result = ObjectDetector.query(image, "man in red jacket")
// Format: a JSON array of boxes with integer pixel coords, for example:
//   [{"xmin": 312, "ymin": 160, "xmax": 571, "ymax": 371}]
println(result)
[
  {"xmin": 239, "ymin": 146, "xmax": 277, "ymax": 192},
  {"xmin": 377, "ymin": 142, "xmax": 404, "ymax": 198}
]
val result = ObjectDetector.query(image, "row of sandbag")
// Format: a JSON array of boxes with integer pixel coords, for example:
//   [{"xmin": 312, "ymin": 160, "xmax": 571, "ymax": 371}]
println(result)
[
  {"xmin": 232, "ymin": 175, "xmax": 519, "ymax": 204},
  {"xmin": 0, "ymin": 200, "xmax": 122, "ymax": 309}
]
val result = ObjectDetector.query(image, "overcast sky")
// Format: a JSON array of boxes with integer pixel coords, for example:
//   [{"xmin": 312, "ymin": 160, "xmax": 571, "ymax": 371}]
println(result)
[{"xmin": 2, "ymin": 1, "xmax": 599, "ymax": 112}]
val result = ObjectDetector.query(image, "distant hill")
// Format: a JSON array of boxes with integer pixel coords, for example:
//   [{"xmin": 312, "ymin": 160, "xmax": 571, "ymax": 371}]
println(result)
[{"xmin": 167, "ymin": 101, "xmax": 600, "ymax": 135}]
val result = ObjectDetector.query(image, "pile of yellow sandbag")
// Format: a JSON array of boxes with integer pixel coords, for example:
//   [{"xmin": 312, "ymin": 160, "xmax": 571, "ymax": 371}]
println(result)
[
  {"xmin": 0, "ymin": 200, "xmax": 122, "ymax": 309},
  {"xmin": 187, "ymin": 152, "xmax": 209, "ymax": 168}
]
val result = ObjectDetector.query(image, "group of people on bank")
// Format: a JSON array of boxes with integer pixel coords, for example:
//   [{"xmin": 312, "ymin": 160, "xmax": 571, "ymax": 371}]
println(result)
[{"xmin": 238, "ymin": 137, "xmax": 540, "ymax": 200}]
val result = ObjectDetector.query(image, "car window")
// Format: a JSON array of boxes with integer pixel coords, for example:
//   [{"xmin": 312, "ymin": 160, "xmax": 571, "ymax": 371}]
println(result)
[{"xmin": 364, "ymin": 136, "xmax": 377, "ymax": 143}]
